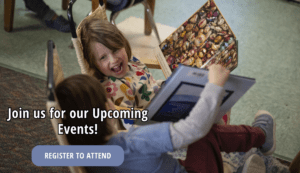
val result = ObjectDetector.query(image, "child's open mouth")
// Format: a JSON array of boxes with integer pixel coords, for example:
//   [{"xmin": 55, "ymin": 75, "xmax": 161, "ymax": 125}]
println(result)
[{"xmin": 111, "ymin": 62, "xmax": 123, "ymax": 74}]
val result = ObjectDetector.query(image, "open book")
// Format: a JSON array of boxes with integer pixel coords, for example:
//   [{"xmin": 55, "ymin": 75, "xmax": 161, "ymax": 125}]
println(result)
[
  {"xmin": 135, "ymin": 65, "xmax": 255, "ymax": 125},
  {"xmin": 154, "ymin": 0, "xmax": 238, "ymax": 79}
]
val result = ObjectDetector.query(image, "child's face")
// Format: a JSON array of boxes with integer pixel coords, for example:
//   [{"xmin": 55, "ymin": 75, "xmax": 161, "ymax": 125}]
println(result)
[{"xmin": 91, "ymin": 42, "xmax": 129, "ymax": 78}]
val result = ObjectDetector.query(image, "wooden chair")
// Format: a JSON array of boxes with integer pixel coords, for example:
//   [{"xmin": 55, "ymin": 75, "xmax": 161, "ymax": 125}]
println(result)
[
  {"xmin": 91, "ymin": 0, "xmax": 156, "ymax": 38},
  {"xmin": 289, "ymin": 150, "xmax": 300, "ymax": 173},
  {"xmin": 4, "ymin": 0, "xmax": 70, "ymax": 32},
  {"xmin": 45, "ymin": 40, "xmax": 87, "ymax": 173},
  {"xmin": 97, "ymin": 0, "xmax": 161, "ymax": 44}
]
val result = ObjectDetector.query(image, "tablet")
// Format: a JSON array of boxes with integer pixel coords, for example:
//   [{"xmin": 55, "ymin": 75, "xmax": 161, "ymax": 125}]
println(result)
[{"xmin": 135, "ymin": 64, "xmax": 255, "ymax": 125}]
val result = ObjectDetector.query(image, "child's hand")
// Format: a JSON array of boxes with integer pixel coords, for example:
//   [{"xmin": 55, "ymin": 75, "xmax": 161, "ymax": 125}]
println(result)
[{"xmin": 208, "ymin": 64, "xmax": 230, "ymax": 87}]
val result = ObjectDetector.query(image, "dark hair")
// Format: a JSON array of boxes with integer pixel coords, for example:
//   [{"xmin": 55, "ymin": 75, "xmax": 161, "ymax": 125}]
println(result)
[
  {"xmin": 80, "ymin": 19, "xmax": 132, "ymax": 79},
  {"xmin": 55, "ymin": 74, "xmax": 113, "ymax": 145}
]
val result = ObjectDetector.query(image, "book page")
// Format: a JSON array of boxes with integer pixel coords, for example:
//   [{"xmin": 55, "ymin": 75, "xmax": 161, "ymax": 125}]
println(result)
[{"xmin": 158, "ymin": 0, "xmax": 238, "ymax": 72}]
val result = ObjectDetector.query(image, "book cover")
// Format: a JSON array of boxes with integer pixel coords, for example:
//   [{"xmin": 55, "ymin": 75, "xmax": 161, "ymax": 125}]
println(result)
[{"xmin": 158, "ymin": 0, "xmax": 238, "ymax": 73}]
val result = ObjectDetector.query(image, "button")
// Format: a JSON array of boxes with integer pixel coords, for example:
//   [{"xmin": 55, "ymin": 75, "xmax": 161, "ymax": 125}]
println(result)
[{"xmin": 32, "ymin": 145, "xmax": 124, "ymax": 166}]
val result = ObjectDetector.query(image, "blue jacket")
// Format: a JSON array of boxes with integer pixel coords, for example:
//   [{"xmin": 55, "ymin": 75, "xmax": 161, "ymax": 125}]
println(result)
[{"xmin": 86, "ymin": 122, "xmax": 187, "ymax": 173}]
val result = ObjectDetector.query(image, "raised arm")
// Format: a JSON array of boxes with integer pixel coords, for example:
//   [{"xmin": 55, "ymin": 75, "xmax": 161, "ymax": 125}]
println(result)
[{"xmin": 170, "ymin": 64, "xmax": 230, "ymax": 149}]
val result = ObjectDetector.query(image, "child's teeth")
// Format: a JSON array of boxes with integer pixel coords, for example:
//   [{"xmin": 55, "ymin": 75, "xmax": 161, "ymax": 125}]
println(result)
[{"xmin": 113, "ymin": 65, "xmax": 122, "ymax": 73}]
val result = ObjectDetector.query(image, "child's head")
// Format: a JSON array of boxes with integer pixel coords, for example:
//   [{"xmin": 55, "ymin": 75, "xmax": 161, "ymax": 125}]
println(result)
[
  {"xmin": 80, "ymin": 18, "xmax": 132, "ymax": 79},
  {"xmin": 55, "ymin": 74, "xmax": 117, "ymax": 145}
]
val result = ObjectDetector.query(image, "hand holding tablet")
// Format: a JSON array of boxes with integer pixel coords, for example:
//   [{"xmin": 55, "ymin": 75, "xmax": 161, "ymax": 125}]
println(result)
[{"xmin": 208, "ymin": 64, "xmax": 230, "ymax": 87}]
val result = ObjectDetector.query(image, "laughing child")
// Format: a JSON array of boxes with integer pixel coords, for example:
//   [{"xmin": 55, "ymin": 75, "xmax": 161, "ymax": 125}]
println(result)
[{"xmin": 79, "ymin": 18, "xmax": 165, "ymax": 109}]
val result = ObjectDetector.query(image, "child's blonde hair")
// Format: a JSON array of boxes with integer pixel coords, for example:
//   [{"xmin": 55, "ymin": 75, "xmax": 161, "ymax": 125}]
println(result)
[
  {"xmin": 80, "ymin": 19, "xmax": 132, "ymax": 79},
  {"xmin": 55, "ymin": 74, "xmax": 113, "ymax": 145}
]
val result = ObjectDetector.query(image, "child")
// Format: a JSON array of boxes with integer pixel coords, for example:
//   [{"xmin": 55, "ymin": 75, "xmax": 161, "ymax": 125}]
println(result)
[
  {"xmin": 79, "ymin": 18, "xmax": 165, "ymax": 109},
  {"xmin": 55, "ymin": 64, "xmax": 276, "ymax": 173}
]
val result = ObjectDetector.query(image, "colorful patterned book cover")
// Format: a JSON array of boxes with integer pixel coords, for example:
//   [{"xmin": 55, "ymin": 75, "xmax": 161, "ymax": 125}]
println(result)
[{"xmin": 159, "ymin": 0, "xmax": 238, "ymax": 72}]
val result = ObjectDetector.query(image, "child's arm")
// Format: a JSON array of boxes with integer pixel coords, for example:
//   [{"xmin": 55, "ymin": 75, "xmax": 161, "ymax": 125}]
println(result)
[{"xmin": 170, "ymin": 65, "xmax": 230, "ymax": 149}]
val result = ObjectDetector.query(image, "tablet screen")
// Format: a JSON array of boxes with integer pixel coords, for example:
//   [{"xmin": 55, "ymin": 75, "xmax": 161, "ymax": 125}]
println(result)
[{"xmin": 151, "ymin": 82, "xmax": 233, "ymax": 122}]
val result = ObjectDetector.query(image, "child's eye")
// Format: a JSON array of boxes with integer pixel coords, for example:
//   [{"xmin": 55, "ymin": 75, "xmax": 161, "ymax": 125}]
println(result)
[{"xmin": 100, "ymin": 56, "xmax": 106, "ymax": 60}]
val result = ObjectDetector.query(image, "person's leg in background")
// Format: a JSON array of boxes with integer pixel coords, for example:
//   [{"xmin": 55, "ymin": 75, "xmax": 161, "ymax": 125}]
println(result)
[
  {"xmin": 23, "ymin": 0, "xmax": 72, "ymax": 32},
  {"xmin": 23, "ymin": 0, "xmax": 56, "ymax": 21},
  {"xmin": 180, "ymin": 124, "xmax": 265, "ymax": 173},
  {"xmin": 179, "ymin": 110, "xmax": 275, "ymax": 173}
]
